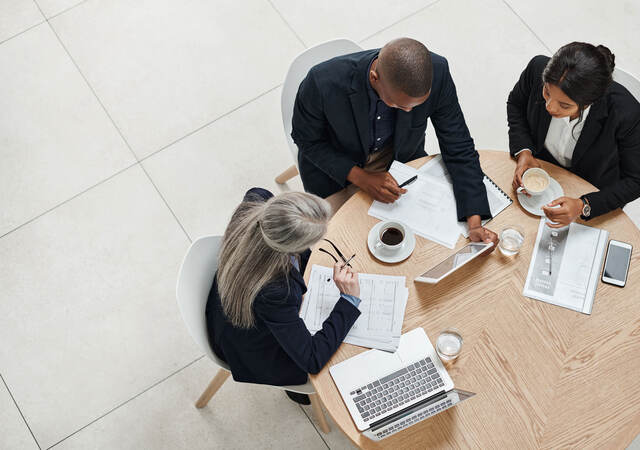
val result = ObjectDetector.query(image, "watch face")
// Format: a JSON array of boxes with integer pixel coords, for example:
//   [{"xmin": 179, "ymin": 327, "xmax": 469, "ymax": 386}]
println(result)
[{"xmin": 583, "ymin": 204, "xmax": 591, "ymax": 217}]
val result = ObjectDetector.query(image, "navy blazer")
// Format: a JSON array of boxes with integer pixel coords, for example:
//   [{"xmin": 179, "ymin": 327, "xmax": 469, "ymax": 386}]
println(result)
[
  {"xmin": 507, "ymin": 55, "xmax": 640, "ymax": 218},
  {"xmin": 205, "ymin": 188, "xmax": 361, "ymax": 386},
  {"xmin": 292, "ymin": 49, "xmax": 491, "ymax": 221}
]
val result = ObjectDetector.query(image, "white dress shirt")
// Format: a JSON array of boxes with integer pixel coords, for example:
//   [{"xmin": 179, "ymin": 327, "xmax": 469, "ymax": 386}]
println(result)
[
  {"xmin": 516, "ymin": 106, "xmax": 591, "ymax": 168},
  {"xmin": 543, "ymin": 106, "xmax": 591, "ymax": 167}
]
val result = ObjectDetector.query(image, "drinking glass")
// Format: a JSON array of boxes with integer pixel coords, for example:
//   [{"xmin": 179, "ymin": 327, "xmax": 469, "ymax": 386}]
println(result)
[
  {"xmin": 498, "ymin": 225, "xmax": 525, "ymax": 256},
  {"xmin": 436, "ymin": 328, "xmax": 463, "ymax": 362}
]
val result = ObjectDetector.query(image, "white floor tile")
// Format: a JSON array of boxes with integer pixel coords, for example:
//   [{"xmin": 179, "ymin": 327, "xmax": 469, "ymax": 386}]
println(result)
[
  {"xmin": 271, "ymin": 0, "xmax": 435, "ymax": 47},
  {"xmin": 143, "ymin": 88, "xmax": 304, "ymax": 239},
  {"xmin": 0, "ymin": 0, "xmax": 43, "ymax": 43},
  {"xmin": 54, "ymin": 358, "xmax": 327, "ymax": 450},
  {"xmin": 361, "ymin": 0, "xmax": 548, "ymax": 155},
  {"xmin": 50, "ymin": 0, "xmax": 304, "ymax": 159},
  {"xmin": 301, "ymin": 402, "xmax": 356, "ymax": 450},
  {"xmin": 0, "ymin": 24, "xmax": 136, "ymax": 236},
  {"xmin": 505, "ymin": 0, "xmax": 640, "ymax": 78},
  {"xmin": 36, "ymin": 0, "xmax": 85, "ymax": 18},
  {"xmin": 0, "ymin": 165, "xmax": 198, "ymax": 448},
  {"xmin": 0, "ymin": 379, "xmax": 38, "ymax": 450}
]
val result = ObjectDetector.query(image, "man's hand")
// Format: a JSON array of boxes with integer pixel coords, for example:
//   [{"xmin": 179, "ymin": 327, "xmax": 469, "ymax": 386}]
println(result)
[
  {"xmin": 512, "ymin": 150, "xmax": 542, "ymax": 196},
  {"xmin": 467, "ymin": 215, "xmax": 498, "ymax": 254},
  {"xmin": 347, "ymin": 166, "xmax": 406, "ymax": 203},
  {"xmin": 542, "ymin": 197, "xmax": 583, "ymax": 228}
]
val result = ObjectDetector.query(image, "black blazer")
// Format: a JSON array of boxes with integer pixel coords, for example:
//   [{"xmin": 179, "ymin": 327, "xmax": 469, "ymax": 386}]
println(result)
[
  {"xmin": 292, "ymin": 49, "xmax": 491, "ymax": 221},
  {"xmin": 507, "ymin": 55, "xmax": 640, "ymax": 218},
  {"xmin": 205, "ymin": 188, "xmax": 361, "ymax": 386}
]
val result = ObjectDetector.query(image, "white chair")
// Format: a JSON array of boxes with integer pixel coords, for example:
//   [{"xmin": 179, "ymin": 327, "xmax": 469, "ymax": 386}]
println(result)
[
  {"xmin": 275, "ymin": 38, "xmax": 364, "ymax": 184},
  {"xmin": 614, "ymin": 68, "xmax": 640, "ymax": 229},
  {"xmin": 176, "ymin": 235, "xmax": 331, "ymax": 433}
]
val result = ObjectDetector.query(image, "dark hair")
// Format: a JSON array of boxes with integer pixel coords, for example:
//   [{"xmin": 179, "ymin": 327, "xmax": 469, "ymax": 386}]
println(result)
[
  {"xmin": 543, "ymin": 42, "xmax": 615, "ymax": 128},
  {"xmin": 378, "ymin": 38, "xmax": 433, "ymax": 97}
]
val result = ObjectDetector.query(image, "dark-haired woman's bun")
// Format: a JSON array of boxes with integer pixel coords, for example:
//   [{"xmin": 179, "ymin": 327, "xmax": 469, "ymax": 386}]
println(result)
[{"xmin": 596, "ymin": 44, "xmax": 616, "ymax": 74}]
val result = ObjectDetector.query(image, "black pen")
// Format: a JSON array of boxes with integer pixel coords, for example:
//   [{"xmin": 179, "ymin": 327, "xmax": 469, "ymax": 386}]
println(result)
[{"xmin": 398, "ymin": 175, "xmax": 418, "ymax": 188}]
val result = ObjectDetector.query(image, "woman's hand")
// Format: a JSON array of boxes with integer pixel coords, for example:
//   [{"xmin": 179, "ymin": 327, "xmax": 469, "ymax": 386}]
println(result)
[
  {"xmin": 333, "ymin": 262, "xmax": 360, "ymax": 298},
  {"xmin": 542, "ymin": 197, "xmax": 583, "ymax": 228},
  {"xmin": 513, "ymin": 150, "xmax": 542, "ymax": 196}
]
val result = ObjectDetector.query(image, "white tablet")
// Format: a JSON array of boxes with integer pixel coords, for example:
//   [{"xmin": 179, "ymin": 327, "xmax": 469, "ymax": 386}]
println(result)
[{"xmin": 414, "ymin": 242, "xmax": 494, "ymax": 284}]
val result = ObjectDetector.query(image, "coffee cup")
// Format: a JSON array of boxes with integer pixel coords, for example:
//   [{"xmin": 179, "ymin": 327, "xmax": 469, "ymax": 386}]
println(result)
[
  {"xmin": 517, "ymin": 168, "xmax": 550, "ymax": 198},
  {"xmin": 374, "ymin": 221, "xmax": 406, "ymax": 254}
]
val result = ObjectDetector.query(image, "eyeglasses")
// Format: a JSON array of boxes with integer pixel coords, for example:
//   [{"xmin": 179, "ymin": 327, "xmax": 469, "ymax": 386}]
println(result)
[{"xmin": 318, "ymin": 238, "xmax": 355, "ymax": 268}]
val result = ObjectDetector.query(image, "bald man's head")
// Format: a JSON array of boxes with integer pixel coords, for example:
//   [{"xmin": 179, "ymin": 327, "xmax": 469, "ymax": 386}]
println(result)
[{"xmin": 377, "ymin": 38, "xmax": 432, "ymax": 97}]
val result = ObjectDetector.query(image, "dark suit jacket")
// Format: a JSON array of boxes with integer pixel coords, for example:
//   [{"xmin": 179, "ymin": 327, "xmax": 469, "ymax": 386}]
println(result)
[
  {"xmin": 292, "ymin": 49, "xmax": 491, "ymax": 221},
  {"xmin": 205, "ymin": 188, "xmax": 361, "ymax": 386},
  {"xmin": 507, "ymin": 55, "xmax": 640, "ymax": 218}
]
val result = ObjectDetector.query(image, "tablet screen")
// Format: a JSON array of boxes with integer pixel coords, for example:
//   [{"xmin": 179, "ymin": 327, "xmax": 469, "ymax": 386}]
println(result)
[{"xmin": 419, "ymin": 243, "xmax": 491, "ymax": 281}]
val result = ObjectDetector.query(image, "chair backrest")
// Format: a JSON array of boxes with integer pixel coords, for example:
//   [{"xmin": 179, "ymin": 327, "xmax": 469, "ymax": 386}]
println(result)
[
  {"xmin": 613, "ymin": 67, "xmax": 640, "ymax": 102},
  {"xmin": 176, "ymin": 235, "xmax": 230, "ymax": 370},
  {"xmin": 281, "ymin": 39, "xmax": 363, "ymax": 164}
]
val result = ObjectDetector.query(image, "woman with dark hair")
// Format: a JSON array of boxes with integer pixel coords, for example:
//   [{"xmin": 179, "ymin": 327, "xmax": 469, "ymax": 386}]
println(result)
[{"xmin": 507, "ymin": 42, "xmax": 640, "ymax": 227}]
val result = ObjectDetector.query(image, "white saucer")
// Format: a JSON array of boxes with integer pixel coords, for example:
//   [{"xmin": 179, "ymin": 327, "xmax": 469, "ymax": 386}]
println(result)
[
  {"xmin": 367, "ymin": 221, "xmax": 416, "ymax": 263},
  {"xmin": 517, "ymin": 178, "xmax": 565, "ymax": 216}
]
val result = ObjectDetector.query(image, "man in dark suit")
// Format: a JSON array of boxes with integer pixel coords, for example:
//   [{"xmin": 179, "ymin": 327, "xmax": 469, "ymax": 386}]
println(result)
[{"xmin": 291, "ymin": 38, "xmax": 498, "ymax": 246}]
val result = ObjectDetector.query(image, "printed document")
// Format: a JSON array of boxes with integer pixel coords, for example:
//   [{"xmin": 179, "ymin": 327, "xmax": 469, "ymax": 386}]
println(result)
[
  {"xmin": 523, "ymin": 218, "xmax": 608, "ymax": 314},
  {"xmin": 300, "ymin": 265, "xmax": 408, "ymax": 352}
]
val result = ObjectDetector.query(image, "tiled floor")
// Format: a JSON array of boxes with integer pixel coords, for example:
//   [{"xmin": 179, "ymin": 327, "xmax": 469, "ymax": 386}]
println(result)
[{"xmin": 1, "ymin": 1, "xmax": 638, "ymax": 449}]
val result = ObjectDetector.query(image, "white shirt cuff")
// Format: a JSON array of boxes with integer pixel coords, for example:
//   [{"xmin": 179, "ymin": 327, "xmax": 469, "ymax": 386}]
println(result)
[{"xmin": 514, "ymin": 148, "xmax": 533, "ymax": 157}]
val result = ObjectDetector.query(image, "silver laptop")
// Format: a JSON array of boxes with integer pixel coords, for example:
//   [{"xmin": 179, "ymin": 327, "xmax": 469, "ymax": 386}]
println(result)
[{"xmin": 330, "ymin": 328, "xmax": 475, "ymax": 441}]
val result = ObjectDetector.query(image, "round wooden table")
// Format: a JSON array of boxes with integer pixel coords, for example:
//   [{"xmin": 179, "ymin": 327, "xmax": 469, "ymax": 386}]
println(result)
[{"xmin": 305, "ymin": 150, "xmax": 640, "ymax": 449}]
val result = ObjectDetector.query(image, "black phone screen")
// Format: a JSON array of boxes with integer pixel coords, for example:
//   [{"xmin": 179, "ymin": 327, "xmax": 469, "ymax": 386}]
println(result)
[{"xmin": 604, "ymin": 243, "xmax": 632, "ymax": 282}]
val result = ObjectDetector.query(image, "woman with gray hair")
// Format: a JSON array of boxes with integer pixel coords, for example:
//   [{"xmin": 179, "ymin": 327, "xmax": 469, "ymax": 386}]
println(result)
[{"xmin": 206, "ymin": 188, "xmax": 361, "ymax": 404}]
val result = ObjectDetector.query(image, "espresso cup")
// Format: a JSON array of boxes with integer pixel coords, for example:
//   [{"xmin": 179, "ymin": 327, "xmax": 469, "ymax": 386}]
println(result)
[
  {"xmin": 375, "ymin": 221, "xmax": 406, "ymax": 254},
  {"xmin": 517, "ymin": 168, "xmax": 550, "ymax": 198}
]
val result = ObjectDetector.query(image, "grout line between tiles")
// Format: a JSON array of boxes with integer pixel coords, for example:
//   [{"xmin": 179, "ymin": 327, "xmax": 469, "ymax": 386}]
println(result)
[
  {"xmin": 138, "ymin": 83, "xmax": 282, "ymax": 164},
  {"xmin": 358, "ymin": 0, "xmax": 444, "ymax": 43},
  {"xmin": 138, "ymin": 164, "xmax": 193, "ymax": 242},
  {"xmin": 42, "ymin": 17, "xmax": 195, "ymax": 244},
  {"xmin": 501, "ymin": 0, "xmax": 552, "ymax": 53},
  {"xmin": 265, "ymin": 0, "xmax": 307, "ymax": 48},
  {"xmin": 299, "ymin": 404, "xmax": 331, "ymax": 449},
  {"xmin": 47, "ymin": 0, "xmax": 92, "ymax": 20},
  {"xmin": 1, "ymin": 373, "xmax": 42, "ymax": 450},
  {"xmin": 46, "ymin": 355, "xmax": 205, "ymax": 449},
  {"xmin": 0, "ymin": 19, "xmax": 47, "ymax": 46},
  {"xmin": 0, "ymin": 161, "xmax": 139, "ymax": 240}
]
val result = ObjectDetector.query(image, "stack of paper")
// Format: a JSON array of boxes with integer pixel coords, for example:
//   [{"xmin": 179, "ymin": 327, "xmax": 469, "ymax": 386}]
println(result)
[
  {"xmin": 300, "ymin": 265, "xmax": 408, "ymax": 352},
  {"xmin": 368, "ymin": 157, "xmax": 513, "ymax": 248}
]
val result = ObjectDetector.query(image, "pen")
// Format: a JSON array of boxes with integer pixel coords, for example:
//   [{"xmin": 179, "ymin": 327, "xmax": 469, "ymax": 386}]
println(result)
[{"xmin": 398, "ymin": 175, "xmax": 418, "ymax": 188}]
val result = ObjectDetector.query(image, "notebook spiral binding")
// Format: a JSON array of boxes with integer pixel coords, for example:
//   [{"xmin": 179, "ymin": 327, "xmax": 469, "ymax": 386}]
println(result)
[{"xmin": 484, "ymin": 175, "xmax": 513, "ymax": 204}]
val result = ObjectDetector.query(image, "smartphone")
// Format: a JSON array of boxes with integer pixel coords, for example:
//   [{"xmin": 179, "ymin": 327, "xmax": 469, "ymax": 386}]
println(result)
[{"xmin": 601, "ymin": 240, "xmax": 632, "ymax": 287}]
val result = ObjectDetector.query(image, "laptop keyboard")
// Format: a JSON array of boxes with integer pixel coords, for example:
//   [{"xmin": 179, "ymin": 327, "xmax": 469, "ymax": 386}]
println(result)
[
  {"xmin": 375, "ymin": 398, "xmax": 454, "ymax": 439},
  {"xmin": 349, "ymin": 357, "xmax": 444, "ymax": 422}
]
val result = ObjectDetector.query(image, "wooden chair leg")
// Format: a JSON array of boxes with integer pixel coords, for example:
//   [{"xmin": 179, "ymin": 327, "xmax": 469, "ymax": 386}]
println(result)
[
  {"xmin": 195, "ymin": 369, "xmax": 230, "ymax": 408},
  {"xmin": 309, "ymin": 393, "xmax": 331, "ymax": 433},
  {"xmin": 275, "ymin": 164, "xmax": 299, "ymax": 184}
]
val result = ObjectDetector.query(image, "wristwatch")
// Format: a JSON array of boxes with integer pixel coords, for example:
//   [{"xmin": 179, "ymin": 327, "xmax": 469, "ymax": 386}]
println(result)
[{"xmin": 580, "ymin": 196, "xmax": 592, "ymax": 219}]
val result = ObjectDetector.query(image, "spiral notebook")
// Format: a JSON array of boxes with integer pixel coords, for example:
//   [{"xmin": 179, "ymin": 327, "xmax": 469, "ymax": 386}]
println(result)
[
  {"xmin": 368, "ymin": 157, "xmax": 513, "ymax": 248},
  {"xmin": 417, "ymin": 156, "xmax": 513, "ymax": 238}
]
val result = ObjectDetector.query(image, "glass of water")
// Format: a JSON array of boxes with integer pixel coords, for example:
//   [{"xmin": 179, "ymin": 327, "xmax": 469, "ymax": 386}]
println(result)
[
  {"xmin": 436, "ymin": 328, "xmax": 463, "ymax": 362},
  {"xmin": 498, "ymin": 225, "xmax": 525, "ymax": 256}
]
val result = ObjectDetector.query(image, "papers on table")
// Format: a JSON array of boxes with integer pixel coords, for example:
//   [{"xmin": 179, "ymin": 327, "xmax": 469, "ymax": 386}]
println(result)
[
  {"xmin": 368, "ymin": 157, "xmax": 513, "ymax": 248},
  {"xmin": 300, "ymin": 265, "xmax": 408, "ymax": 352},
  {"xmin": 523, "ymin": 218, "xmax": 608, "ymax": 314}
]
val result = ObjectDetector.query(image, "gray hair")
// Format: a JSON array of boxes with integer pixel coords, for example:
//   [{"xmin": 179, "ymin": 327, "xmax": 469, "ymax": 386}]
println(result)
[{"xmin": 216, "ymin": 191, "xmax": 331, "ymax": 328}]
